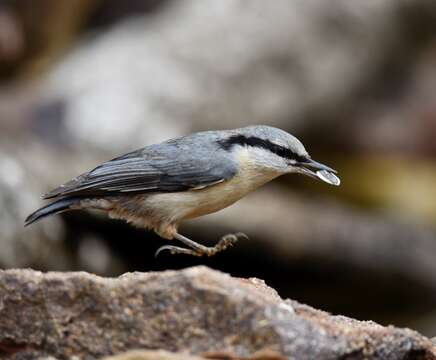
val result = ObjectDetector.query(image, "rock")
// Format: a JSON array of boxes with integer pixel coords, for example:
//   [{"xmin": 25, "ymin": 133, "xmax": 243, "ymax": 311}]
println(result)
[
  {"xmin": 102, "ymin": 350, "xmax": 205, "ymax": 360},
  {"xmin": 41, "ymin": 0, "xmax": 436, "ymax": 153},
  {"xmin": 0, "ymin": 266, "xmax": 434, "ymax": 359},
  {"xmin": 102, "ymin": 349, "xmax": 286, "ymax": 360},
  {"xmin": 0, "ymin": 146, "xmax": 72, "ymax": 270}
]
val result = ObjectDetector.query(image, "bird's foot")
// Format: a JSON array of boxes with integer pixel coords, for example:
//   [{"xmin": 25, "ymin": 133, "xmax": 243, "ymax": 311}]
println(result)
[
  {"xmin": 155, "ymin": 232, "xmax": 247, "ymax": 257},
  {"xmin": 155, "ymin": 245, "xmax": 201, "ymax": 257}
]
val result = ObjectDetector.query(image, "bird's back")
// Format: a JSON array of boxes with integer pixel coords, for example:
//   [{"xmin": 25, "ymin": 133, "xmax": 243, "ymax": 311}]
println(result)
[{"xmin": 44, "ymin": 130, "xmax": 239, "ymax": 199}]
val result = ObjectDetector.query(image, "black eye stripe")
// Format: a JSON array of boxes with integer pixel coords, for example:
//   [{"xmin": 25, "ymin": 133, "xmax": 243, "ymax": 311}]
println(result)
[{"xmin": 218, "ymin": 135, "xmax": 307, "ymax": 163}]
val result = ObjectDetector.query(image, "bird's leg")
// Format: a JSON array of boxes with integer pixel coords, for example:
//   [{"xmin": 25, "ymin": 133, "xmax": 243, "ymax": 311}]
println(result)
[{"xmin": 155, "ymin": 232, "xmax": 247, "ymax": 257}]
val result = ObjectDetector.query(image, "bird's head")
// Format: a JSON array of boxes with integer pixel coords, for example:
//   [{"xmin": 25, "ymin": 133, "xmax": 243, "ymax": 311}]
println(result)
[{"xmin": 219, "ymin": 125, "xmax": 340, "ymax": 186}]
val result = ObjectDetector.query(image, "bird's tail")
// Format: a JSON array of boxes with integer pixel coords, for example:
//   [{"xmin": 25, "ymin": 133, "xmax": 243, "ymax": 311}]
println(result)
[{"xmin": 25, "ymin": 197, "xmax": 81, "ymax": 226}]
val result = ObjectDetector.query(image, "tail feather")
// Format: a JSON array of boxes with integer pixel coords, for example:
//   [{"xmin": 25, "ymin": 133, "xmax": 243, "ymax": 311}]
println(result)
[{"xmin": 25, "ymin": 197, "xmax": 80, "ymax": 226}]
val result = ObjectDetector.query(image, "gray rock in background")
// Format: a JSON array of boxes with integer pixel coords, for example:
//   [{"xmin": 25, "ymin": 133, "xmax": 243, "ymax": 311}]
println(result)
[
  {"xmin": 0, "ymin": 145, "xmax": 70, "ymax": 270},
  {"xmin": 42, "ymin": 0, "xmax": 436, "ymax": 152},
  {"xmin": 0, "ymin": 266, "xmax": 434, "ymax": 359}
]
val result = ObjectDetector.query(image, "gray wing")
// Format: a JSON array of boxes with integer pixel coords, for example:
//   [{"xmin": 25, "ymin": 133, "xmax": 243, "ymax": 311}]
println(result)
[{"xmin": 44, "ymin": 142, "xmax": 237, "ymax": 199}]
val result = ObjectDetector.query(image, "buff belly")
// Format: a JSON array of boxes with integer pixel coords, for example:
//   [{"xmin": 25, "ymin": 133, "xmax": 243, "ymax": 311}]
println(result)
[{"xmin": 107, "ymin": 167, "xmax": 280, "ymax": 239}]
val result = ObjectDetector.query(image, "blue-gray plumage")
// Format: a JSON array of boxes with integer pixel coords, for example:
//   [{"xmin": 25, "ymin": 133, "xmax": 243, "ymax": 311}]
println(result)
[{"xmin": 25, "ymin": 125, "xmax": 340, "ymax": 257}]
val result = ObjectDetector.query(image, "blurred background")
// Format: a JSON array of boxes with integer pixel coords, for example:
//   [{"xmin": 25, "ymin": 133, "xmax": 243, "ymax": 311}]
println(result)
[{"xmin": 1, "ymin": 0, "xmax": 436, "ymax": 336}]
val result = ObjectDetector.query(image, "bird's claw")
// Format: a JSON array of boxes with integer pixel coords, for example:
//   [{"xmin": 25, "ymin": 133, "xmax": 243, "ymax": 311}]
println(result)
[
  {"xmin": 155, "ymin": 232, "xmax": 248, "ymax": 258},
  {"xmin": 216, "ymin": 232, "xmax": 246, "ymax": 249},
  {"xmin": 155, "ymin": 245, "xmax": 200, "ymax": 258},
  {"xmin": 227, "ymin": 232, "xmax": 249, "ymax": 241}
]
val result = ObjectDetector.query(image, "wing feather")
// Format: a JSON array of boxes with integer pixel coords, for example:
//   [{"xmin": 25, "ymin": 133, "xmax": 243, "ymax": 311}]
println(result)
[{"xmin": 44, "ymin": 146, "xmax": 236, "ymax": 199}]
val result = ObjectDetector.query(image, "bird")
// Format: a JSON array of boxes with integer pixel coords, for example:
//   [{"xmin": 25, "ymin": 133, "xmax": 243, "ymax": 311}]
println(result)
[{"xmin": 25, "ymin": 125, "xmax": 340, "ymax": 257}]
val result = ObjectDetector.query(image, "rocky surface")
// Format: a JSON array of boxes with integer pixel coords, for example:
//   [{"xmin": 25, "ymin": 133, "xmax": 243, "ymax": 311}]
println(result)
[
  {"xmin": 0, "ymin": 266, "xmax": 434, "ymax": 360},
  {"xmin": 41, "ymin": 0, "xmax": 436, "ymax": 152},
  {"xmin": 103, "ymin": 350, "xmax": 206, "ymax": 360},
  {"xmin": 102, "ymin": 349, "xmax": 286, "ymax": 360}
]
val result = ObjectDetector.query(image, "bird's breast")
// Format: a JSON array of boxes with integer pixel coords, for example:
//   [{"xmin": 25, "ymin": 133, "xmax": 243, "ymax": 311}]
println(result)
[{"xmin": 144, "ymin": 156, "xmax": 281, "ymax": 222}]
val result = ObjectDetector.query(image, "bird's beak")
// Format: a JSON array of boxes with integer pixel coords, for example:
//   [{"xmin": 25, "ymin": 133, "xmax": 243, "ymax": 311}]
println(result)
[{"xmin": 297, "ymin": 159, "xmax": 341, "ymax": 186}]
